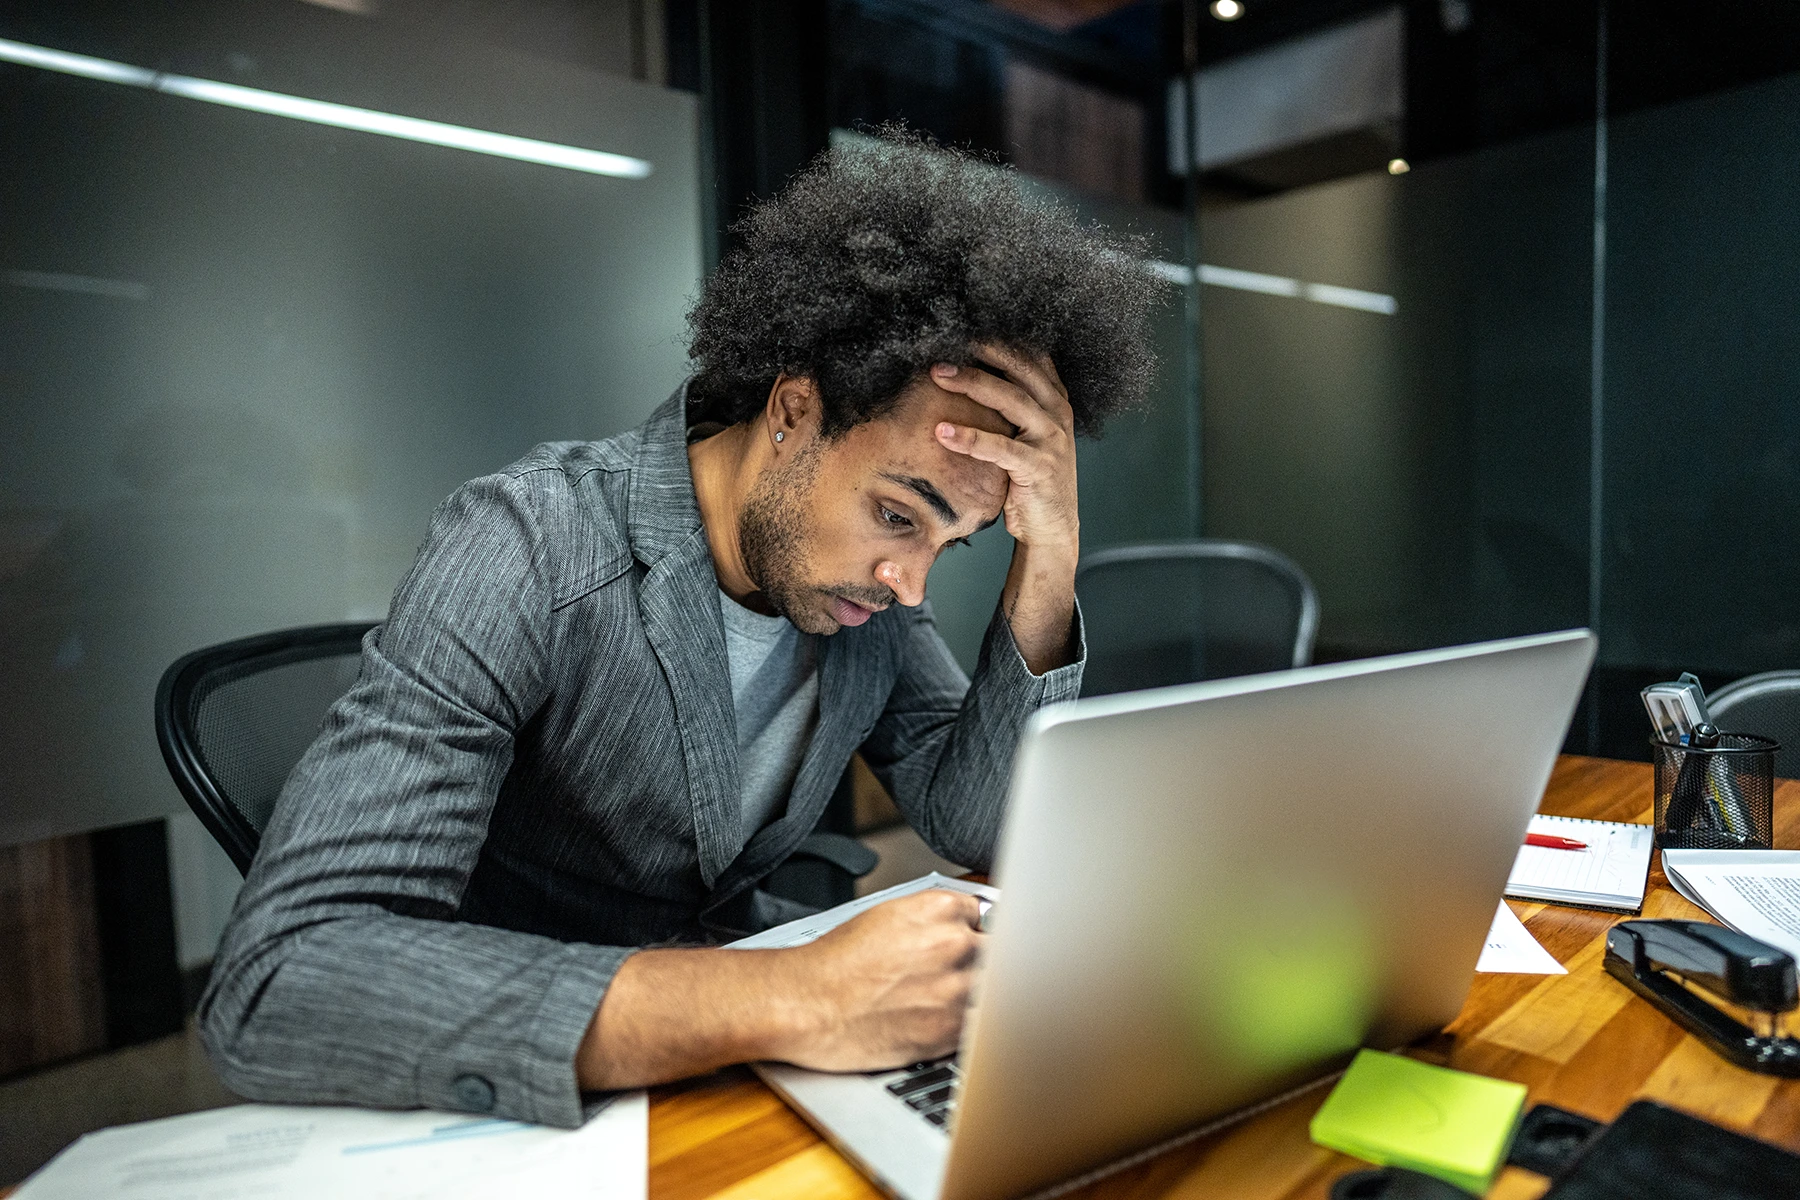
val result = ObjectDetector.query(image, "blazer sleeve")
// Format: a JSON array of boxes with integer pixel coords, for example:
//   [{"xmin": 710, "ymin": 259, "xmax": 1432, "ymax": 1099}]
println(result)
[
  {"xmin": 198, "ymin": 471, "xmax": 628, "ymax": 1129},
  {"xmin": 858, "ymin": 599, "xmax": 1086, "ymax": 869}
]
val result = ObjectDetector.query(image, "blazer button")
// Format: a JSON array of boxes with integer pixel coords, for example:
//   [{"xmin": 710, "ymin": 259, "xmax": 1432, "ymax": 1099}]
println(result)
[{"xmin": 451, "ymin": 1073, "xmax": 497, "ymax": 1113}]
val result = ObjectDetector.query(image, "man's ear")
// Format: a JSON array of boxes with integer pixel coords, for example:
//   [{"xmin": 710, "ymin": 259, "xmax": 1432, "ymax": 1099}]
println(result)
[{"xmin": 764, "ymin": 375, "xmax": 821, "ymax": 450}]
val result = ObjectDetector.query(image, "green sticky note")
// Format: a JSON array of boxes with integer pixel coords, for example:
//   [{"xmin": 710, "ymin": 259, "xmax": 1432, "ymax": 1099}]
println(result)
[{"xmin": 1310, "ymin": 1049, "xmax": 1527, "ymax": 1194}]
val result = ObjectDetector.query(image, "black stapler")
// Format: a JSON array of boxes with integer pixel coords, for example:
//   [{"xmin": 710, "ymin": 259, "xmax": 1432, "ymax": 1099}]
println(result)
[{"xmin": 1604, "ymin": 919, "xmax": 1800, "ymax": 1075}]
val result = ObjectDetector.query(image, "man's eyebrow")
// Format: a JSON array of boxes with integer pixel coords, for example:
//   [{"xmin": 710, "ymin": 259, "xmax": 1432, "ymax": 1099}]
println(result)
[{"xmin": 880, "ymin": 472, "xmax": 959, "ymax": 526}]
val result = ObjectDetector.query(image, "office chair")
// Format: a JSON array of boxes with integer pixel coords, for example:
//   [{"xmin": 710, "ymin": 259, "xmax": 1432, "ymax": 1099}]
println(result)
[
  {"xmin": 156, "ymin": 622, "xmax": 376, "ymax": 876},
  {"xmin": 1708, "ymin": 670, "xmax": 1800, "ymax": 781},
  {"xmin": 156, "ymin": 621, "xmax": 874, "ymax": 902},
  {"xmin": 1074, "ymin": 540, "xmax": 1319, "ymax": 697}
]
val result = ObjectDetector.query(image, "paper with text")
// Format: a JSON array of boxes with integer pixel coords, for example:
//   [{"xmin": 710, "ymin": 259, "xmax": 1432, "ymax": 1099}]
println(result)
[
  {"xmin": 14, "ymin": 1091, "xmax": 647, "ymax": 1200},
  {"xmin": 1662, "ymin": 850, "xmax": 1800, "ymax": 961}
]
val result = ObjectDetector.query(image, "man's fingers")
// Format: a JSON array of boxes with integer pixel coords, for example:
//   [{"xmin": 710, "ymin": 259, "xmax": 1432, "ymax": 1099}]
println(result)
[
  {"xmin": 907, "ymin": 889, "xmax": 984, "ymax": 930},
  {"xmin": 948, "ymin": 892, "xmax": 985, "ymax": 932},
  {"xmin": 930, "ymin": 363, "xmax": 1048, "ymax": 438},
  {"xmin": 968, "ymin": 342, "xmax": 1074, "ymax": 426},
  {"xmin": 935, "ymin": 421, "xmax": 1035, "ymax": 473},
  {"xmin": 885, "ymin": 888, "xmax": 985, "ymax": 928}
]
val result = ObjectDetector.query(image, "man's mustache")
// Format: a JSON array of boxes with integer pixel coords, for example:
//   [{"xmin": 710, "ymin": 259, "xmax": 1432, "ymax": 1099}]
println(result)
[{"xmin": 832, "ymin": 583, "xmax": 898, "ymax": 609}]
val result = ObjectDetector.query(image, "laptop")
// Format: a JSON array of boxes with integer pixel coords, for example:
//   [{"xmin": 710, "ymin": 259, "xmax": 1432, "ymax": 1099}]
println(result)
[{"xmin": 738, "ymin": 629, "xmax": 1596, "ymax": 1200}]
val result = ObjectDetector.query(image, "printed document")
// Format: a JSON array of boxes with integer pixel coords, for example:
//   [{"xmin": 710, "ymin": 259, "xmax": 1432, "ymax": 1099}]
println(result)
[
  {"xmin": 1661, "ymin": 850, "xmax": 1800, "ymax": 961},
  {"xmin": 14, "ymin": 1091, "xmax": 647, "ymax": 1200}
]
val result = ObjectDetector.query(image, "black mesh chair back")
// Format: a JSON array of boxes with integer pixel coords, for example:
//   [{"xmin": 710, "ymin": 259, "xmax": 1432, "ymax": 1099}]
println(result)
[
  {"xmin": 1708, "ymin": 670, "xmax": 1800, "ymax": 781},
  {"xmin": 156, "ymin": 623, "xmax": 376, "ymax": 876},
  {"xmin": 1074, "ymin": 541, "xmax": 1319, "ymax": 697}
]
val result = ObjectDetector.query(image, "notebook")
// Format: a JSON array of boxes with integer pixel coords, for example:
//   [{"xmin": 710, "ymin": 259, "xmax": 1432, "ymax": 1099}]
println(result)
[
  {"xmin": 1504, "ymin": 814, "xmax": 1654, "ymax": 912},
  {"xmin": 1309, "ymin": 1049, "xmax": 1527, "ymax": 1194}
]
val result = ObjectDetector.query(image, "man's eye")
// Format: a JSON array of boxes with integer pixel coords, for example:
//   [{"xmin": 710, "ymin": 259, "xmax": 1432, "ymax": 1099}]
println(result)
[{"xmin": 878, "ymin": 506, "xmax": 912, "ymax": 528}]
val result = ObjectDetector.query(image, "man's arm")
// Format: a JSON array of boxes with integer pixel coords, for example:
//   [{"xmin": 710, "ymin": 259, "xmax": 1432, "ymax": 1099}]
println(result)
[
  {"xmin": 933, "ymin": 346, "xmax": 1083, "ymax": 676},
  {"xmin": 200, "ymin": 472, "xmax": 621, "ymax": 1127},
  {"xmin": 575, "ymin": 889, "xmax": 983, "ymax": 1089},
  {"xmin": 858, "ymin": 347, "xmax": 1089, "ymax": 868}
]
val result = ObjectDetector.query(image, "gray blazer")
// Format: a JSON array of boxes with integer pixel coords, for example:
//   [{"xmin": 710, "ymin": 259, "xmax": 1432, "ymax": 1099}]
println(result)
[{"xmin": 199, "ymin": 387, "xmax": 1083, "ymax": 1128}]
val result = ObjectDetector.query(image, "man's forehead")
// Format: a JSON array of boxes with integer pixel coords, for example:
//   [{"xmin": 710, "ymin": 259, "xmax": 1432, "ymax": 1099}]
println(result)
[
  {"xmin": 901, "ymin": 376, "xmax": 1016, "ymax": 436},
  {"xmin": 846, "ymin": 384, "xmax": 1009, "ymax": 525}
]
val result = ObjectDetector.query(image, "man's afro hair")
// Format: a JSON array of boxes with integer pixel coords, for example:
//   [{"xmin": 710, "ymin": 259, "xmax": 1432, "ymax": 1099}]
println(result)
[{"xmin": 685, "ymin": 130, "xmax": 1169, "ymax": 439}]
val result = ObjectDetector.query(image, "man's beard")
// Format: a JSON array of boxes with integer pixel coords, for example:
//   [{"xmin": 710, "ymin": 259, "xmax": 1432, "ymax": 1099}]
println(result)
[{"xmin": 739, "ymin": 446, "xmax": 894, "ymax": 633}]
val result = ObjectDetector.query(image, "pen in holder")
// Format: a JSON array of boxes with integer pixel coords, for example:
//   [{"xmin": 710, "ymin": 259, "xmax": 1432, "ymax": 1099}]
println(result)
[{"xmin": 1652, "ymin": 729, "xmax": 1778, "ymax": 850}]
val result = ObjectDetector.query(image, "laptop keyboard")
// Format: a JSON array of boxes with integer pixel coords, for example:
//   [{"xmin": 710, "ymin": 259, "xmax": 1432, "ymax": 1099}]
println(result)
[{"xmin": 884, "ymin": 1058, "xmax": 961, "ymax": 1129}]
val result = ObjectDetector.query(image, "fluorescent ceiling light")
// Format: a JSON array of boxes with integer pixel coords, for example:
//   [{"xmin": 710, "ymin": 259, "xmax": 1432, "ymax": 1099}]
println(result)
[
  {"xmin": 0, "ymin": 37, "xmax": 652, "ymax": 180},
  {"xmin": 1200, "ymin": 263, "xmax": 1302, "ymax": 298},
  {"xmin": 1150, "ymin": 260, "xmax": 1397, "ymax": 315},
  {"xmin": 1302, "ymin": 282, "xmax": 1397, "ymax": 315}
]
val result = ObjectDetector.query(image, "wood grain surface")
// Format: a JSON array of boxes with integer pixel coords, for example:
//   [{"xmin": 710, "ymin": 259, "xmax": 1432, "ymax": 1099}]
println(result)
[{"xmin": 649, "ymin": 756, "xmax": 1800, "ymax": 1199}]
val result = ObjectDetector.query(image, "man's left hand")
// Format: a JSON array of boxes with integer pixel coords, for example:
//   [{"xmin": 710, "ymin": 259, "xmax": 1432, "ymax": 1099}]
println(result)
[
  {"xmin": 930, "ymin": 345, "xmax": 1079, "ymax": 564},
  {"xmin": 930, "ymin": 345, "xmax": 1081, "ymax": 674}
]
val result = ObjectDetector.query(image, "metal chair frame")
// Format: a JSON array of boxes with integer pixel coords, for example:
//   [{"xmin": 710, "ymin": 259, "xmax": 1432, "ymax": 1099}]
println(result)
[
  {"xmin": 155, "ymin": 622, "xmax": 376, "ymax": 876},
  {"xmin": 1075, "ymin": 539, "xmax": 1321, "ymax": 670},
  {"xmin": 1710, "ymin": 670, "xmax": 1800, "ymax": 714},
  {"xmin": 1708, "ymin": 670, "xmax": 1800, "ymax": 778}
]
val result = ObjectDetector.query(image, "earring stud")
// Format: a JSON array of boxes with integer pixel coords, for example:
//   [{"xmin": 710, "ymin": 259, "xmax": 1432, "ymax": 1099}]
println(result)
[{"xmin": 774, "ymin": 431, "xmax": 785, "ymax": 443}]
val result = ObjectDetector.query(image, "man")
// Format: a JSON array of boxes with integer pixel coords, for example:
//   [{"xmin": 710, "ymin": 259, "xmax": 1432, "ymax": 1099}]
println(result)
[{"xmin": 200, "ymin": 133, "xmax": 1163, "ymax": 1127}]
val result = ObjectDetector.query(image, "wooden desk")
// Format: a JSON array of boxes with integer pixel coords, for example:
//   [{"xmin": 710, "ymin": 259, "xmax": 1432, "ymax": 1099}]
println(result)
[{"xmin": 651, "ymin": 755, "xmax": 1800, "ymax": 1199}]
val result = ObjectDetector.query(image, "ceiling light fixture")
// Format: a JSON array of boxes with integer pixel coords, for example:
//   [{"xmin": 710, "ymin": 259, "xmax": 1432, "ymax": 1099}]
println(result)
[
  {"xmin": 1388, "ymin": 158, "xmax": 1411, "ymax": 175},
  {"xmin": 1147, "ymin": 260, "xmax": 1397, "ymax": 316},
  {"xmin": 1210, "ymin": 0, "xmax": 1244, "ymax": 21},
  {"xmin": 0, "ymin": 37, "xmax": 653, "ymax": 179}
]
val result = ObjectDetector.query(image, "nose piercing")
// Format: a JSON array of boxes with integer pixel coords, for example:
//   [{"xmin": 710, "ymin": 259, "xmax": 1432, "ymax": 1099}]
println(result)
[{"xmin": 774, "ymin": 431, "xmax": 785, "ymax": 443}]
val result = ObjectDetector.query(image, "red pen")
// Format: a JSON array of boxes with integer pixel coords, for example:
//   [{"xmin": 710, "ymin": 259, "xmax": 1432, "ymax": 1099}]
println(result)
[{"xmin": 1526, "ymin": 833, "xmax": 1588, "ymax": 851}]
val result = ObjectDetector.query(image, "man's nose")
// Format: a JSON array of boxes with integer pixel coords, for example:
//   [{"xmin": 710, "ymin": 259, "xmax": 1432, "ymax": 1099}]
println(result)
[{"xmin": 876, "ymin": 559, "xmax": 927, "ymax": 607}]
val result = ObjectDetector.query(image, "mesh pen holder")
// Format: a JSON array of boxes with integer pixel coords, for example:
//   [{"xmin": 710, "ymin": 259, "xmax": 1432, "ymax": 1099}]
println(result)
[{"xmin": 1652, "ymin": 733, "xmax": 1779, "ymax": 850}]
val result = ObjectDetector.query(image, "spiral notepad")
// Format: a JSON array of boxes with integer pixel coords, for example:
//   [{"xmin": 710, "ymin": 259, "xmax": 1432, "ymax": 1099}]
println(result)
[{"xmin": 1504, "ymin": 814, "xmax": 1654, "ymax": 912}]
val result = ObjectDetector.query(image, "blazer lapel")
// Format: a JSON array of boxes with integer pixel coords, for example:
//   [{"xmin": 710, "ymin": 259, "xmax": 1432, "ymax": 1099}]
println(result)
[{"xmin": 627, "ymin": 387, "xmax": 743, "ymax": 887}]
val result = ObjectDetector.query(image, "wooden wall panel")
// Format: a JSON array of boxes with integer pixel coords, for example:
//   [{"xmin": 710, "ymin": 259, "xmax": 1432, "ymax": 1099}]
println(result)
[{"xmin": 0, "ymin": 834, "xmax": 105, "ymax": 1077}]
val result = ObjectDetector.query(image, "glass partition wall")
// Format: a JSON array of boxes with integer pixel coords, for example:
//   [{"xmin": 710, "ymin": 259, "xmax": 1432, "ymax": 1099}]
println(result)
[
  {"xmin": 843, "ymin": 0, "xmax": 1797, "ymax": 759},
  {"xmin": 0, "ymin": 0, "xmax": 702, "ymax": 1043},
  {"xmin": 0, "ymin": 3, "xmax": 702, "ymax": 847},
  {"xmin": 1187, "ymin": 0, "xmax": 1800, "ymax": 756}
]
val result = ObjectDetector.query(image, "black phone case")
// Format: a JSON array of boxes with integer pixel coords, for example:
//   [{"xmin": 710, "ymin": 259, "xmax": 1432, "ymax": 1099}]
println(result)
[{"xmin": 1541, "ymin": 1100, "xmax": 1800, "ymax": 1199}]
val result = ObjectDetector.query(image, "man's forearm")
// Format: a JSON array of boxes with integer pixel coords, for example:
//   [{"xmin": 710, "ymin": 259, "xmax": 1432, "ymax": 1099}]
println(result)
[
  {"xmin": 1000, "ymin": 540, "xmax": 1079, "ymax": 676},
  {"xmin": 577, "ymin": 947, "xmax": 815, "ymax": 1090}
]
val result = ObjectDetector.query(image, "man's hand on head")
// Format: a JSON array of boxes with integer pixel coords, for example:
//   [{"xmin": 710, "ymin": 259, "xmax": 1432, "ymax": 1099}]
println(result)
[
  {"xmin": 929, "ymin": 346, "xmax": 1082, "ymax": 675},
  {"xmin": 929, "ymin": 346, "xmax": 1079, "ymax": 565}
]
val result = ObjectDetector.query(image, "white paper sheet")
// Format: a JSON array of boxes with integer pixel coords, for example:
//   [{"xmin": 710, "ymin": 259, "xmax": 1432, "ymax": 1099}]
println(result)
[
  {"xmin": 1661, "ymin": 850, "xmax": 1800, "ymax": 961},
  {"xmin": 1475, "ymin": 901, "xmax": 1566, "ymax": 974},
  {"xmin": 728, "ymin": 871, "xmax": 997, "ymax": 950},
  {"xmin": 14, "ymin": 1091, "xmax": 647, "ymax": 1200}
]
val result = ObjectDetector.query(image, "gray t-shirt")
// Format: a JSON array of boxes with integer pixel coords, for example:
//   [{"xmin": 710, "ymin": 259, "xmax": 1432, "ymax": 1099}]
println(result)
[{"xmin": 718, "ymin": 590, "xmax": 821, "ymax": 840}]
